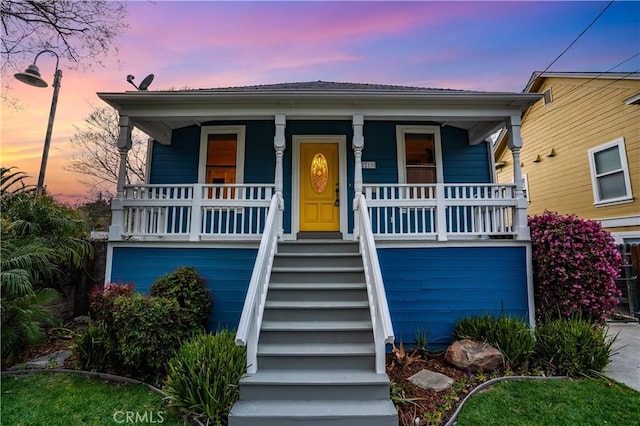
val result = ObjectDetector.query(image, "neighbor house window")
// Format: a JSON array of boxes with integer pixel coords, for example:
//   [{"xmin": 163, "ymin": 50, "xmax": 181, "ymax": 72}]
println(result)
[
  {"xmin": 396, "ymin": 125, "xmax": 443, "ymax": 184},
  {"xmin": 199, "ymin": 126, "xmax": 245, "ymax": 184},
  {"xmin": 588, "ymin": 137, "xmax": 632, "ymax": 206}
]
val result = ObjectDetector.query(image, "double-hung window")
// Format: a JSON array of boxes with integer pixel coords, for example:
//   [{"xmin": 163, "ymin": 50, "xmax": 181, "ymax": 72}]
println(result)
[
  {"xmin": 199, "ymin": 126, "xmax": 245, "ymax": 184},
  {"xmin": 396, "ymin": 125, "xmax": 443, "ymax": 184},
  {"xmin": 588, "ymin": 137, "xmax": 632, "ymax": 206}
]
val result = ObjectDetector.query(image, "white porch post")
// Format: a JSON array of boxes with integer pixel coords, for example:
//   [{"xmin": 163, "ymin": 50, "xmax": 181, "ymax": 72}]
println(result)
[
  {"xmin": 352, "ymin": 114, "xmax": 364, "ymax": 239},
  {"xmin": 274, "ymin": 114, "xmax": 286, "ymax": 238},
  {"xmin": 508, "ymin": 115, "xmax": 530, "ymax": 240},
  {"xmin": 109, "ymin": 115, "xmax": 132, "ymax": 241}
]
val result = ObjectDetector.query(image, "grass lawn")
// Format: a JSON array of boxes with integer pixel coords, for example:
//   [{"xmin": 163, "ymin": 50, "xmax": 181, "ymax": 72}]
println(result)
[
  {"xmin": 1, "ymin": 373, "xmax": 187, "ymax": 426},
  {"xmin": 456, "ymin": 378, "xmax": 640, "ymax": 426}
]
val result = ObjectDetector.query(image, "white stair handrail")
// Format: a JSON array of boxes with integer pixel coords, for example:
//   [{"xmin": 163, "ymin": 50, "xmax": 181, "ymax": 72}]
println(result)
[
  {"xmin": 354, "ymin": 194, "xmax": 395, "ymax": 373},
  {"xmin": 235, "ymin": 193, "xmax": 281, "ymax": 374}
]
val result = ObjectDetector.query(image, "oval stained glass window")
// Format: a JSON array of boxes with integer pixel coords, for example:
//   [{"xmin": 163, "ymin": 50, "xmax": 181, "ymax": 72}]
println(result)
[{"xmin": 310, "ymin": 153, "xmax": 329, "ymax": 193}]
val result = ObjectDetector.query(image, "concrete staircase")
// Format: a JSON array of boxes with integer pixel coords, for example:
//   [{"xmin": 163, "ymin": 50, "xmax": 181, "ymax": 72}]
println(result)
[{"xmin": 229, "ymin": 240, "xmax": 398, "ymax": 426}]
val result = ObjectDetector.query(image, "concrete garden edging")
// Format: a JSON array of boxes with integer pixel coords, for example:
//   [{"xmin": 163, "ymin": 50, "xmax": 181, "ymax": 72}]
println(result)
[
  {"xmin": 444, "ymin": 375, "xmax": 570, "ymax": 426},
  {"xmin": 1, "ymin": 368, "xmax": 206, "ymax": 426}
]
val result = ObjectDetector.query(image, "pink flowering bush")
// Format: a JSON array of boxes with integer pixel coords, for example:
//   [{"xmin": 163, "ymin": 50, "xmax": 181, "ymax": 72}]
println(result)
[{"xmin": 529, "ymin": 211, "xmax": 622, "ymax": 323}]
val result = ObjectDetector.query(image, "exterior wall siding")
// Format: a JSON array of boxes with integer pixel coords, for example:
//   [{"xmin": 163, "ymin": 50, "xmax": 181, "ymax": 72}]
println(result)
[
  {"xmin": 149, "ymin": 120, "xmax": 491, "ymax": 236},
  {"xmin": 110, "ymin": 245, "xmax": 530, "ymax": 347},
  {"xmin": 362, "ymin": 121, "xmax": 492, "ymax": 184},
  {"xmin": 378, "ymin": 246, "xmax": 529, "ymax": 347},
  {"xmin": 496, "ymin": 76, "xmax": 640, "ymax": 237},
  {"xmin": 110, "ymin": 247, "xmax": 257, "ymax": 331}
]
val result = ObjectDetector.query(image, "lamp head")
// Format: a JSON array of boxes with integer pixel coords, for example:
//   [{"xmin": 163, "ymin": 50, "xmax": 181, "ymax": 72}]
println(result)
[{"xmin": 14, "ymin": 64, "xmax": 48, "ymax": 88}]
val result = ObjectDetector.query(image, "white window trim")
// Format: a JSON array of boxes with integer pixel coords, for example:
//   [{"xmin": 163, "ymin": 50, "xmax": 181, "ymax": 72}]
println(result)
[
  {"xmin": 587, "ymin": 137, "xmax": 633, "ymax": 207},
  {"xmin": 198, "ymin": 125, "xmax": 246, "ymax": 184},
  {"xmin": 396, "ymin": 125, "xmax": 444, "ymax": 183}
]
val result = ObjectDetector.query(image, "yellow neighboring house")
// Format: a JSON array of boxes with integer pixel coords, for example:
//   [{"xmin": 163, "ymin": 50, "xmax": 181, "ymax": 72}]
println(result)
[{"xmin": 495, "ymin": 71, "xmax": 640, "ymax": 244}]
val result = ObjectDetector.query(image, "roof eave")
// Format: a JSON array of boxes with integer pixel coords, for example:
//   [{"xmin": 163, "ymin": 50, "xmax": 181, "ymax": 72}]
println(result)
[{"xmin": 97, "ymin": 90, "xmax": 542, "ymax": 111}]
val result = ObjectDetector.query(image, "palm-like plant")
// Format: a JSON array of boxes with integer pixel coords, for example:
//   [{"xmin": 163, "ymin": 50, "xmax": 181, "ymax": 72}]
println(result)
[{"xmin": 0, "ymin": 167, "xmax": 93, "ymax": 365}]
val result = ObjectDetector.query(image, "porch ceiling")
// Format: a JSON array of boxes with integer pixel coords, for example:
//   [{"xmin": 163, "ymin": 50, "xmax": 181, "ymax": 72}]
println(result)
[{"xmin": 97, "ymin": 88, "xmax": 541, "ymax": 145}]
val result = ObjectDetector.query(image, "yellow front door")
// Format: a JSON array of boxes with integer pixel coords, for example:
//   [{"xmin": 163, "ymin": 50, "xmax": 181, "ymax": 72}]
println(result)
[{"xmin": 299, "ymin": 143, "xmax": 340, "ymax": 232}]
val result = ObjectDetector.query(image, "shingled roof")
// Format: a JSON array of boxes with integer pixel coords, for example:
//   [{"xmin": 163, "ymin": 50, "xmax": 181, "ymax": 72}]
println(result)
[{"xmin": 193, "ymin": 80, "xmax": 468, "ymax": 93}]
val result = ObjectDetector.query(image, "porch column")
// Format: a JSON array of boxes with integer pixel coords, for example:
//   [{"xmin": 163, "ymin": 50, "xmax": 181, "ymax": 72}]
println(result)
[
  {"xmin": 507, "ymin": 115, "xmax": 530, "ymax": 240},
  {"xmin": 274, "ymin": 114, "xmax": 286, "ymax": 237},
  {"xmin": 109, "ymin": 115, "xmax": 132, "ymax": 241},
  {"xmin": 352, "ymin": 115, "xmax": 364, "ymax": 239}
]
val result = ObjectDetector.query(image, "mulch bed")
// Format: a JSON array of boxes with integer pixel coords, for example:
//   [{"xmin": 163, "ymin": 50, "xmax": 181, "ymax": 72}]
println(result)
[
  {"xmin": 9, "ymin": 325, "xmax": 512, "ymax": 426},
  {"xmin": 386, "ymin": 351, "xmax": 489, "ymax": 426}
]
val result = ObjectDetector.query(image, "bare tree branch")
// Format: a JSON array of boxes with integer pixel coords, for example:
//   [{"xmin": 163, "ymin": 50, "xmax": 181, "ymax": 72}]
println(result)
[
  {"xmin": 1, "ymin": 0, "xmax": 127, "ymax": 76},
  {"xmin": 66, "ymin": 106, "xmax": 147, "ymax": 197}
]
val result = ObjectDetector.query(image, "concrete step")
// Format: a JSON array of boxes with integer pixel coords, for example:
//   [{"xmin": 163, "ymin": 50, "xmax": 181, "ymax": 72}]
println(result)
[
  {"xmin": 259, "ymin": 320, "xmax": 373, "ymax": 344},
  {"xmin": 228, "ymin": 399, "xmax": 398, "ymax": 426},
  {"xmin": 238, "ymin": 370, "xmax": 391, "ymax": 401},
  {"xmin": 277, "ymin": 241, "xmax": 360, "ymax": 254},
  {"xmin": 265, "ymin": 300, "xmax": 369, "ymax": 309},
  {"xmin": 262, "ymin": 305, "xmax": 370, "ymax": 321},
  {"xmin": 273, "ymin": 252, "xmax": 362, "ymax": 268},
  {"xmin": 270, "ymin": 267, "xmax": 365, "ymax": 283},
  {"xmin": 268, "ymin": 282, "xmax": 366, "ymax": 290},
  {"xmin": 267, "ymin": 286, "xmax": 367, "ymax": 302},
  {"xmin": 257, "ymin": 343, "xmax": 375, "ymax": 370}
]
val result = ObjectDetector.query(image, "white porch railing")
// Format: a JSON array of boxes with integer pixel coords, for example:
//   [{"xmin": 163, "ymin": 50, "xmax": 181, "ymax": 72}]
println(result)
[
  {"xmin": 116, "ymin": 184, "xmax": 274, "ymax": 240},
  {"xmin": 354, "ymin": 194, "xmax": 395, "ymax": 374},
  {"xmin": 235, "ymin": 193, "xmax": 282, "ymax": 373},
  {"xmin": 363, "ymin": 183, "xmax": 520, "ymax": 240}
]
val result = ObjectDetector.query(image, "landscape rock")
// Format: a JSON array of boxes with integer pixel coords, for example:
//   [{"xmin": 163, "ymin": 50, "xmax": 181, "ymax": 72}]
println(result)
[
  {"xmin": 444, "ymin": 339, "xmax": 503, "ymax": 372},
  {"xmin": 408, "ymin": 369, "xmax": 454, "ymax": 392},
  {"xmin": 25, "ymin": 350, "xmax": 72, "ymax": 369},
  {"xmin": 73, "ymin": 315, "xmax": 90, "ymax": 324}
]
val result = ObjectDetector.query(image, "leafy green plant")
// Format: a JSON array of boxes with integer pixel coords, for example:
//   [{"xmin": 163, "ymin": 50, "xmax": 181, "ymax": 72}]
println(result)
[
  {"xmin": 1, "ymin": 288, "xmax": 59, "ymax": 365},
  {"xmin": 109, "ymin": 293, "xmax": 187, "ymax": 380},
  {"xmin": 453, "ymin": 314, "xmax": 535, "ymax": 368},
  {"xmin": 150, "ymin": 266, "xmax": 212, "ymax": 331},
  {"xmin": 414, "ymin": 325, "xmax": 429, "ymax": 353},
  {"xmin": 164, "ymin": 330, "xmax": 246, "ymax": 424},
  {"xmin": 1, "ymin": 167, "xmax": 35, "ymax": 196},
  {"xmin": 88, "ymin": 282, "xmax": 135, "ymax": 322},
  {"xmin": 390, "ymin": 381, "xmax": 423, "ymax": 406},
  {"xmin": 73, "ymin": 320, "xmax": 113, "ymax": 372},
  {"xmin": 534, "ymin": 316, "xmax": 617, "ymax": 376},
  {"xmin": 1, "ymin": 169, "xmax": 93, "ymax": 365}
]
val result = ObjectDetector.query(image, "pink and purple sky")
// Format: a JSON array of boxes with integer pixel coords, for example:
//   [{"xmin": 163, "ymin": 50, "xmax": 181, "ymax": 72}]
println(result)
[{"xmin": 2, "ymin": 1, "xmax": 639, "ymax": 203}]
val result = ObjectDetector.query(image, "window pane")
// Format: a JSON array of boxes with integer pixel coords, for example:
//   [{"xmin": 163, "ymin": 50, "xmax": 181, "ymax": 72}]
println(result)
[
  {"xmin": 594, "ymin": 146, "xmax": 621, "ymax": 174},
  {"xmin": 406, "ymin": 133, "xmax": 435, "ymax": 165},
  {"xmin": 405, "ymin": 133, "xmax": 436, "ymax": 183},
  {"xmin": 598, "ymin": 172, "xmax": 627, "ymax": 200},
  {"xmin": 207, "ymin": 134, "xmax": 237, "ymax": 184},
  {"xmin": 407, "ymin": 168, "xmax": 436, "ymax": 184}
]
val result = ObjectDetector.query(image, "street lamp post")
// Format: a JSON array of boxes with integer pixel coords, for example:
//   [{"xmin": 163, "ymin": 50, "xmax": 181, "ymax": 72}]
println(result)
[{"xmin": 14, "ymin": 50, "xmax": 63, "ymax": 196}]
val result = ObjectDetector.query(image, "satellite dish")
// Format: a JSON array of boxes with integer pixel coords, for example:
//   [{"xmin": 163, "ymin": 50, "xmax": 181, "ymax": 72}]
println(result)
[
  {"xmin": 125, "ymin": 73, "xmax": 154, "ymax": 91},
  {"xmin": 138, "ymin": 74, "xmax": 154, "ymax": 91}
]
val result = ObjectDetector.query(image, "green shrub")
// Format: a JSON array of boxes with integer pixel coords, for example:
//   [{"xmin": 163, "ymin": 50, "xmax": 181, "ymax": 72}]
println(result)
[
  {"xmin": 165, "ymin": 330, "xmax": 246, "ymax": 424},
  {"xmin": 453, "ymin": 314, "xmax": 535, "ymax": 368},
  {"xmin": 109, "ymin": 293, "xmax": 190, "ymax": 380},
  {"xmin": 150, "ymin": 266, "xmax": 212, "ymax": 331},
  {"xmin": 74, "ymin": 320, "xmax": 113, "ymax": 372},
  {"xmin": 89, "ymin": 282, "xmax": 135, "ymax": 322},
  {"xmin": 534, "ymin": 316, "xmax": 616, "ymax": 376}
]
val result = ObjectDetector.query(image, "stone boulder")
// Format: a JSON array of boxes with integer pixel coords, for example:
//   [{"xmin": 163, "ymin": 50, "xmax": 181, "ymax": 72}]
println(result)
[{"xmin": 445, "ymin": 339, "xmax": 503, "ymax": 372}]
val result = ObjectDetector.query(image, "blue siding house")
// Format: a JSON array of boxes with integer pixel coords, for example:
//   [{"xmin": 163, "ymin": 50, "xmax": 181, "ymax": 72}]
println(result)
[{"xmin": 99, "ymin": 82, "xmax": 540, "ymax": 425}]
